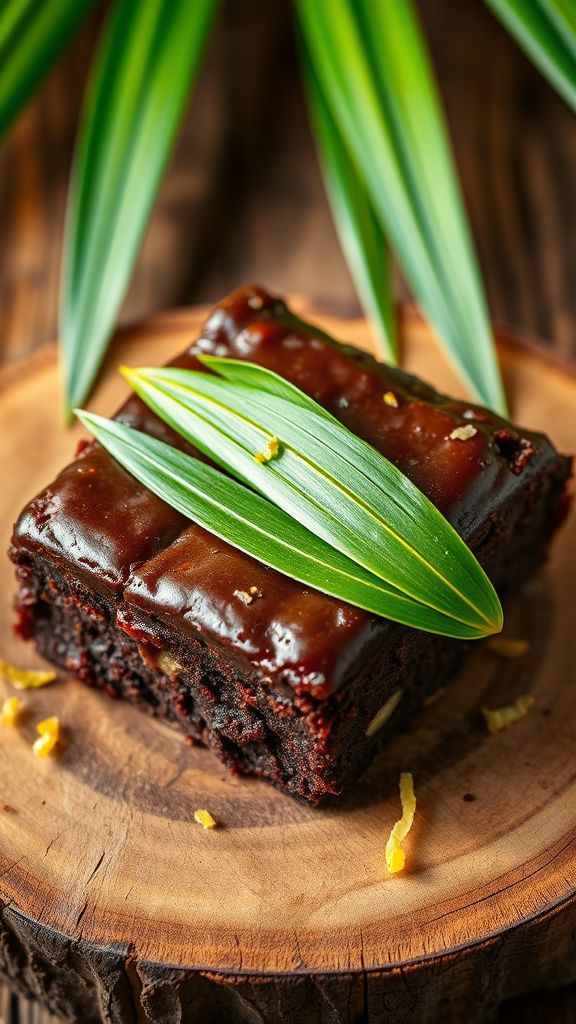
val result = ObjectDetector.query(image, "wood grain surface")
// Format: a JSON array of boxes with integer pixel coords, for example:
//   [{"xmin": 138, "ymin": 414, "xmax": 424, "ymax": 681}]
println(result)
[
  {"xmin": 0, "ymin": 302, "xmax": 574, "ymax": 1024},
  {"xmin": 1, "ymin": 2, "xmax": 575, "ymax": 1021},
  {"xmin": 1, "ymin": 0, "xmax": 576, "ymax": 363}
]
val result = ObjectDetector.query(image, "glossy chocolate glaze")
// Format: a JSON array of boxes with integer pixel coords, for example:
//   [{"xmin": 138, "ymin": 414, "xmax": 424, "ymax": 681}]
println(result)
[
  {"xmin": 12, "ymin": 447, "xmax": 189, "ymax": 596},
  {"xmin": 11, "ymin": 356, "xmax": 205, "ymax": 594},
  {"xmin": 12, "ymin": 286, "xmax": 560, "ymax": 696},
  {"xmin": 120, "ymin": 524, "xmax": 380, "ymax": 695}
]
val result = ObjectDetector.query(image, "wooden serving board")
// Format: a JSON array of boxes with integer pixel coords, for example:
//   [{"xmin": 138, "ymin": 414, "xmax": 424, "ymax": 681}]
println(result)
[{"xmin": 0, "ymin": 301, "xmax": 575, "ymax": 1024}]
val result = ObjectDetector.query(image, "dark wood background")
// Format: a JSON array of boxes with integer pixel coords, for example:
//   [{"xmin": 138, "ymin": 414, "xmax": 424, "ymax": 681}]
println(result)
[{"xmin": 0, "ymin": 1, "xmax": 574, "ymax": 1021}]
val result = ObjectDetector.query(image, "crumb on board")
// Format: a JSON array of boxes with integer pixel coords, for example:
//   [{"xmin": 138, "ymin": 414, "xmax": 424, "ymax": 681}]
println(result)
[
  {"xmin": 383, "ymin": 391, "xmax": 399, "ymax": 408},
  {"xmin": 1, "ymin": 696, "xmax": 23, "ymax": 728},
  {"xmin": 385, "ymin": 772, "xmax": 416, "ymax": 875},
  {"xmin": 254, "ymin": 436, "xmax": 280, "ymax": 464},
  {"xmin": 482, "ymin": 695, "xmax": 535, "ymax": 735},
  {"xmin": 33, "ymin": 717, "xmax": 60, "ymax": 758},
  {"xmin": 0, "ymin": 657, "xmax": 56, "ymax": 690},
  {"xmin": 486, "ymin": 638, "xmax": 529, "ymax": 659},
  {"xmin": 194, "ymin": 808, "xmax": 217, "ymax": 830},
  {"xmin": 449, "ymin": 424, "xmax": 477, "ymax": 442}
]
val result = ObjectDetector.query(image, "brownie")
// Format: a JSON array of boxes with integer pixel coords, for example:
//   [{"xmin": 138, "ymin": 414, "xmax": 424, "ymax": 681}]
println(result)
[{"xmin": 10, "ymin": 287, "xmax": 572, "ymax": 803}]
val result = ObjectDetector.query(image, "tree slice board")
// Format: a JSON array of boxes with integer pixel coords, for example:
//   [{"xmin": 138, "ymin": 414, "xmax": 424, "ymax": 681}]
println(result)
[{"xmin": 0, "ymin": 301, "xmax": 574, "ymax": 1024}]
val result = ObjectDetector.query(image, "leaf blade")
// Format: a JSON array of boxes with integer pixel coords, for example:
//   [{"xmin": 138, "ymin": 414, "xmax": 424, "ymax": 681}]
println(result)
[
  {"xmin": 296, "ymin": 0, "xmax": 507, "ymax": 413},
  {"xmin": 301, "ymin": 49, "xmax": 397, "ymax": 363},
  {"xmin": 486, "ymin": 0, "xmax": 576, "ymax": 112},
  {"xmin": 0, "ymin": 0, "xmax": 95, "ymax": 136},
  {"xmin": 196, "ymin": 355, "xmax": 340, "ymax": 417},
  {"xmin": 60, "ymin": 0, "xmax": 218, "ymax": 416}
]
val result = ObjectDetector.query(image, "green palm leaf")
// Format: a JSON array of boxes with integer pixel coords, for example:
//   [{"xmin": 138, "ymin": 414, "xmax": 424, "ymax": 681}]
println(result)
[
  {"xmin": 116, "ymin": 359, "xmax": 502, "ymax": 635},
  {"xmin": 486, "ymin": 0, "xmax": 576, "ymax": 112},
  {"xmin": 295, "ymin": 0, "xmax": 507, "ymax": 414},
  {"xmin": 0, "ymin": 0, "xmax": 96, "ymax": 136},
  {"xmin": 60, "ymin": 0, "xmax": 218, "ymax": 417},
  {"xmin": 76, "ymin": 410, "xmax": 495, "ymax": 640},
  {"xmin": 301, "ymin": 52, "xmax": 397, "ymax": 363}
]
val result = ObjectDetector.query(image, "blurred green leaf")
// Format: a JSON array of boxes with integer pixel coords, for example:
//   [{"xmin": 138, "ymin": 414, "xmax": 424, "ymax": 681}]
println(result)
[
  {"xmin": 486, "ymin": 0, "xmax": 576, "ymax": 112},
  {"xmin": 296, "ymin": 0, "xmax": 507, "ymax": 414},
  {"xmin": 0, "ymin": 0, "xmax": 96, "ymax": 136},
  {"xmin": 302, "ymin": 52, "xmax": 397, "ymax": 363},
  {"xmin": 60, "ymin": 0, "xmax": 218, "ymax": 417}
]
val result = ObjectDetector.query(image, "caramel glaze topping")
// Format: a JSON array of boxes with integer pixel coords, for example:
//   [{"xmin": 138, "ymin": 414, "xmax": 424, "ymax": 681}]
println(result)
[{"xmin": 13, "ymin": 285, "xmax": 549, "ymax": 697}]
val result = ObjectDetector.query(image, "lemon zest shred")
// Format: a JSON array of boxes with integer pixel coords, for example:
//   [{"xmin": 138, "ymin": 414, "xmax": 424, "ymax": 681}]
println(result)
[
  {"xmin": 194, "ymin": 808, "xmax": 217, "ymax": 830},
  {"xmin": 32, "ymin": 716, "xmax": 60, "ymax": 758},
  {"xmin": 0, "ymin": 657, "xmax": 56, "ymax": 690},
  {"xmin": 385, "ymin": 772, "xmax": 416, "ymax": 875},
  {"xmin": 1, "ymin": 696, "xmax": 23, "ymax": 727},
  {"xmin": 254, "ymin": 436, "xmax": 279, "ymax": 464},
  {"xmin": 383, "ymin": 391, "xmax": 399, "ymax": 408},
  {"xmin": 482, "ymin": 695, "xmax": 535, "ymax": 735}
]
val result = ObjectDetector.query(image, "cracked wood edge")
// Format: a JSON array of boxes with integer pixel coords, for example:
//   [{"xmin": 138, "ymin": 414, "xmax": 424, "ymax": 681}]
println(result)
[{"xmin": 0, "ymin": 897, "xmax": 575, "ymax": 1024}]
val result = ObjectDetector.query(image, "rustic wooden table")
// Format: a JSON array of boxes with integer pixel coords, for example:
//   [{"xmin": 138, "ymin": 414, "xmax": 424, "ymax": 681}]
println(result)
[{"xmin": 0, "ymin": 1, "xmax": 574, "ymax": 1021}]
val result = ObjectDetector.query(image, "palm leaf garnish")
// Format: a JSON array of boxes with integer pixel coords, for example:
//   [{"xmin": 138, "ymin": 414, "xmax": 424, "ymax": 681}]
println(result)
[
  {"xmin": 301, "ymin": 50, "xmax": 397, "ymax": 363},
  {"xmin": 486, "ymin": 0, "xmax": 576, "ymax": 113},
  {"xmin": 76, "ymin": 410, "xmax": 490, "ymax": 639},
  {"xmin": 60, "ymin": 0, "xmax": 218, "ymax": 417},
  {"xmin": 296, "ymin": 0, "xmax": 507, "ymax": 414},
  {"xmin": 76, "ymin": 358, "xmax": 502, "ymax": 638}
]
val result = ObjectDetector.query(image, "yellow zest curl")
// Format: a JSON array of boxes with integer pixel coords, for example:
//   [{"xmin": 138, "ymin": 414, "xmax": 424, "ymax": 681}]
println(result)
[
  {"xmin": 254, "ymin": 436, "xmax": 280, "ymax": 464},
  {"xmin": 194, "ymin": 808, "xmax": 217, "ymax": 830},
  {"xmin": 0, "ymin": 657, "xmax": 56, "ymax": 690},
  {"xmin": 1, "ymin": 697, "xmax": 23, "ymax": 727},
  {"xmin": 385, "ymin": 772, "xmax": 416, "ymax": 875},
  {"xmin": 482, "ymin": 695, "xmax": 535, "ymax": 735},
  {"xmin": 33, "ymin": 717, "xmax": 60, "ymax": 758}
]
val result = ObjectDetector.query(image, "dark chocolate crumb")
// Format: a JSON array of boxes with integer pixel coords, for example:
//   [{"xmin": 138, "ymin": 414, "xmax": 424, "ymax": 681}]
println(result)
[
  {"xmin": 493, "ymin": 429, "xmax": 534, "ymax": 474},
  {"xmin": 463, "ymin": 793, "xmax": 476, "ymax": 803}
]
